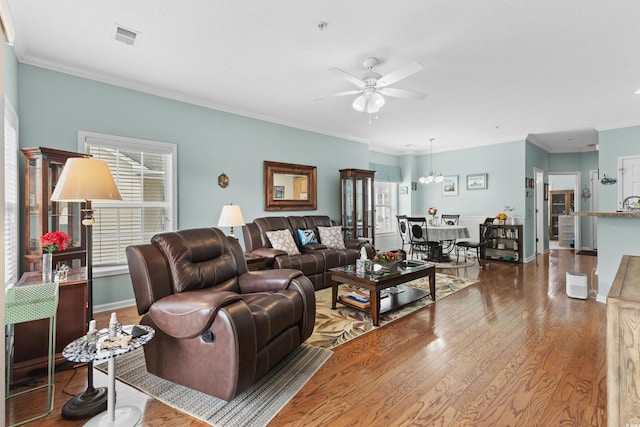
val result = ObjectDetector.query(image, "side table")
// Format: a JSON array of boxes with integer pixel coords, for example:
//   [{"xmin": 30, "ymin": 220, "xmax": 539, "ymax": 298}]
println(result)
[{"xmin": 63, "ymin": 325, "xmax": 155, "ymax": 427}]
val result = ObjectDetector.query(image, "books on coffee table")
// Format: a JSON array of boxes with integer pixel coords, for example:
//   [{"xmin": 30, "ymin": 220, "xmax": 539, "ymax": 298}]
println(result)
[{"xmin": 339, "ymin": 292, "xmax": 371, "ymax": 309}]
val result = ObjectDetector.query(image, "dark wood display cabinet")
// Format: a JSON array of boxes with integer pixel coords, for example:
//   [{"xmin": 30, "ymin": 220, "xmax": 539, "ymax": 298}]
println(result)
[
  {"xmin": 21, "ymin": 147, "xmax": 88, "ymax": 271},
  {"xmin": 482, "ymin": 223, "xmax": 523, "ymax": 263},
  {"xmin": 339, "ymin": 169, "xmax": 376, "ymax": 246}
]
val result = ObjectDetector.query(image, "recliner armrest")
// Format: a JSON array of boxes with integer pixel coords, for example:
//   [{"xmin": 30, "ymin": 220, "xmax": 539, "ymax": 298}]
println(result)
[
  {"xmin": 149, "ymin": 290, "xmax": 242, "ymax": 339},
  {"xmin": 300, "ymin": 243, "xmax": 328, "ymax": 253},
  {"xmin": 237, "ymin": 269, "xmax": 304, "ymax": 293}
]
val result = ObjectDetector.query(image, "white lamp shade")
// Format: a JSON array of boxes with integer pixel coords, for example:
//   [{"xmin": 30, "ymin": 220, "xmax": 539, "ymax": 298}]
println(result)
[
  {"xmin": 51, "ymin": 158, "xmax": 122, "ymax": 202},
  {"xmin": 218, "ymin": 205, "xmax": 245, "ymax": 228}
]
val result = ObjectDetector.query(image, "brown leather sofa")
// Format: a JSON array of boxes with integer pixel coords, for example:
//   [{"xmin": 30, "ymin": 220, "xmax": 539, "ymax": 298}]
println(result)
[
  {"xmin": 243, "ymin": 215, "xmax": 374, "ymax": 290},
  {"xmin": 126, "ymin": 227, "xmax": 316, "ymax": 401}
]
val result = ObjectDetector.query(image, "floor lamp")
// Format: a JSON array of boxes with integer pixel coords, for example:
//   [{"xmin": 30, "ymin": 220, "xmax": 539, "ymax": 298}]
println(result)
[{"xmin": 51, "ymin": 157, "xmax": 122, "ymax": 420}]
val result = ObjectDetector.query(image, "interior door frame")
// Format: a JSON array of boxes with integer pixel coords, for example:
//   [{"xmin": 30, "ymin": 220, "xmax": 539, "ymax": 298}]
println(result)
[
  {"xmin": 548, "ymin": 171, "xmax": 581, "ymax": 251},
  {"xmin": 534, "ymin": 168, "xmax": 545, "ymax": 255}
]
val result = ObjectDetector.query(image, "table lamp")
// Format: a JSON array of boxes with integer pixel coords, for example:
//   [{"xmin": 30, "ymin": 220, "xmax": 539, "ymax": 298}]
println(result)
[
  {"xmin": 51, "ymin": 157, "xmax": 122, "ymax": 420},
  {"xmin": 217, "ymin": 204, "xmax": 245, "ymax": 238}
]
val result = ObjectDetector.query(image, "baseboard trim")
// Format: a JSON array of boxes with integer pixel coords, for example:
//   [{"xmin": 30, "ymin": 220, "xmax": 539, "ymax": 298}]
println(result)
[{"xmin": 95, "ymin": 298, "xmax": 136, "ymax": 313}]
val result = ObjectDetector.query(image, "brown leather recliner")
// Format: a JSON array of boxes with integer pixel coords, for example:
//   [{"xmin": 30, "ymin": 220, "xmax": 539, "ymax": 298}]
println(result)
[{"xmin": 126, "ymin": 227, "xmax": 316, "ymax": 401}]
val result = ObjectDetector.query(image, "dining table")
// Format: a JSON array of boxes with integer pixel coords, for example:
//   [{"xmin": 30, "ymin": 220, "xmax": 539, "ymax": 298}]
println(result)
[{"xmin": 425, "ymin": 224, "xmax": 470, "ymax": 262}]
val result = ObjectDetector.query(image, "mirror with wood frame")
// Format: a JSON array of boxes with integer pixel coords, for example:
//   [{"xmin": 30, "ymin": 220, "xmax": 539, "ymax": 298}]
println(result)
[{"xmin": 264, "ymin": 161, "xmax": 317, "ymax": 211}]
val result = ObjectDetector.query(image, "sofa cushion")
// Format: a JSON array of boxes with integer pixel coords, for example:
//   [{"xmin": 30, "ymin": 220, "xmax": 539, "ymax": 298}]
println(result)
[
  {"xmin": 265, "ymin": 229, "xmax": 300, "ymax": 255},
  {"xmin": 317, "ymin": 226, "xmax": 346, "ymax": 249},
  {"xmin": 297, "ymin": 229, "xmax": 318, "ymax": 245}
]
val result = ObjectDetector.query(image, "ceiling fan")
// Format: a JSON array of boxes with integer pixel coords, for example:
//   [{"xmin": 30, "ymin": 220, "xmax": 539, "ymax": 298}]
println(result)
[{"xmin": 316, "ymin": 57, "xmax": 427, "ymax": 116}]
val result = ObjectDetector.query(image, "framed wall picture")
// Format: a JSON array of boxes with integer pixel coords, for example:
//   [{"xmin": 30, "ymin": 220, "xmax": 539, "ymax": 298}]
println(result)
[
  {"xmin": 400, "ymin": 186, "xmax": 409, "ymax": 195},
  {"xmin": 466, "ymin": 173, "xmax": 487, "ymax": 190},
  {"xmin": 274, "ymin": 185, "xmax": 285, "ymax": 199},
  {"xmin": 442, "ymin": 175, "xmax": 459, "ymax": 196}
]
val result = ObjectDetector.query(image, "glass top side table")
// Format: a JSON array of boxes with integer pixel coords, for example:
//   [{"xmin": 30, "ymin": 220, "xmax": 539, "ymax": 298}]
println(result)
[{"xmin": 63, "ymin": 324, "xmax": 155, "ymax": 427}]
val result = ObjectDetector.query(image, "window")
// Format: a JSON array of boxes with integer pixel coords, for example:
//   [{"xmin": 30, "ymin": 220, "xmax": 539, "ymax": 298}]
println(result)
[
  {"xmin": 374, "ymin": 181, "xmax": 398, "ymax": 234},
  {"xmin": 79, "ymin": 131, "xmax": 177, "ymax": 273},
  {"xmin": 4, "ymin": 97, "xmax": 18, "ymax": 288}
]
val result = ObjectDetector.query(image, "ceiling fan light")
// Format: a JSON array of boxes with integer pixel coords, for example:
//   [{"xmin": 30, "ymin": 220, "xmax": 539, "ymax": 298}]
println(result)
[
  {"xmin": 425, "ymin": 174, "xmax": 434, "ymax": 184},
  {"xmin": 434, "ymin": 172, "xmax": 444, "ymax": 183},
  {"xmin": 371, "ymin": 92, "xmax": 385, "ymax": 107},
  {"xmin": 366, "ymin": 102, "xmax": 381, "ymax": 114},
  {"xmin": 352, "ymin": 94, "xmax": 367, "ymax": 112}
]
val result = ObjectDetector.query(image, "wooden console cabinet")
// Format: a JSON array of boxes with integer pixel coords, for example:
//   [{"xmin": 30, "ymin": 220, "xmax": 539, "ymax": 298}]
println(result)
[
  {"xmin": 607, "ymin": 255, "xmax": 640, "ymax": 426},
  {"xmin": 11, "ymin": 268, "xmax": 87, "ymax": 379}
]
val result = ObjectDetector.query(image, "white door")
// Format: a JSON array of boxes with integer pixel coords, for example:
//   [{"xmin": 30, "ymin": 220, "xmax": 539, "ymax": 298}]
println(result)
[{"xmin": 617, "ymin": 155, "xmax": 640, "ymax": 208}]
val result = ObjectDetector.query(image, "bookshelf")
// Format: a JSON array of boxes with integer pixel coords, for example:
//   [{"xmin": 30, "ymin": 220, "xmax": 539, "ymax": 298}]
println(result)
[{"xmin": 482, "ymin": 223, "xmax": 523, "ymax": 263}]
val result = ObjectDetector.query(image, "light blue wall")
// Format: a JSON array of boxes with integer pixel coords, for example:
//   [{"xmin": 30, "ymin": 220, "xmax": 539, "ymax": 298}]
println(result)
[
  {"xmin": 17, "ymin": 64, "xmax": 371, "ymax": 306},
  {"xmin": 595, "ymin": 126, "xmax": 640, "ymax": 299},
  {"xmin": 415, "ymin": 141, "xmax": 526, "ymax": 218},
  {"xmin": 525, "ymin": 141, "xmax": 550, "ymax": 255}
]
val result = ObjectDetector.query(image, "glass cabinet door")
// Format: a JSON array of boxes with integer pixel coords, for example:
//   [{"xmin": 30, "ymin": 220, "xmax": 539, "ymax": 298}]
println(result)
[
  {"xmin": 339, "ymin": 169, "xmax": 375, "ymax": 246},
  {"xmin": 22, "ymin": 147, "xmax": 87, "ymax": 273}
]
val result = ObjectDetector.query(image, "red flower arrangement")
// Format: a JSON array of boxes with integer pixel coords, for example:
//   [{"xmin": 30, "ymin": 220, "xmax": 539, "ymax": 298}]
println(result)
[
  {"xmin": 372, "ymin": 250, "xmax": 404, "ymax": 264},
  {"xmin": 40, "ymin": 231, "xmax": 72, "ymax": 253}
]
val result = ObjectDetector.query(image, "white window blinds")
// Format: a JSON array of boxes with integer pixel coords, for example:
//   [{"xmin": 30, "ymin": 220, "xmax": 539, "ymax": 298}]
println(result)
[
  {"xmin": 80, "ymin": 132, "xmax": 177, "ymax": 268},
  {"xmin": 4, "ymin": 98, "xmax": 18, "ymax": 288}
]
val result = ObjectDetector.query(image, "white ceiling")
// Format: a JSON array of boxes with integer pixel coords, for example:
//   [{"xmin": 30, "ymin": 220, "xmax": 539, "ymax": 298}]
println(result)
[{"xmin": 7, "ymin": 0, "xmax": 640, "ymax": 155}]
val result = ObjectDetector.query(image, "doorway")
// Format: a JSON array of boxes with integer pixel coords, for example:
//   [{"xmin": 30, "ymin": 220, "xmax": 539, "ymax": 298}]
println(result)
[{"xmin": 548, "ymin": 172, "xmax": 581, "ymax": 250}]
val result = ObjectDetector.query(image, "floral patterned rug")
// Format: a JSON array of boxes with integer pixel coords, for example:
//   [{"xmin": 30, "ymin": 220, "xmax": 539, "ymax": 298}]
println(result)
[{"xmin": 307, "ymin": 273, "xmax": 477, "ymax": 349}]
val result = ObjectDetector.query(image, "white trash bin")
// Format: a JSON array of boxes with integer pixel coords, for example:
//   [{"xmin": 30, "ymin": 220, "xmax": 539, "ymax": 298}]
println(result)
[{"xmin": 566, "ymin": 271, "xmax": 588, "ymax": 299}]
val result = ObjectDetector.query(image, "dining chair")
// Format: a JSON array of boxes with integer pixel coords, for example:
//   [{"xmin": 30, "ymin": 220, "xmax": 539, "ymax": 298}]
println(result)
[
  {"xmin": 440, "ymin": 214, "xmax": 460, "ymax": 225},
  {"xmin": 455, "ymin": 217, "xmax": 495, "ymax": 265},
  {"xmin": 407, "ymin": 216, "xmax": 440, "ymax": 260},
  {"xmin": 396, "ymin": 215, "xmax": 408, "ymax": 252},
  {"xmin": 439, "ymin": 214, "xmax": 461, "ymax": 251}
]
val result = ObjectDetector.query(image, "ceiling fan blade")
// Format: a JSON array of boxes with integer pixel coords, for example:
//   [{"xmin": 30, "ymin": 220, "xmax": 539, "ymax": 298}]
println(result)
[
  {"xmin": 377, "ymin": 62, "xmax": 423, "ymax": 87},
  {"xmin": 314, "ymin": 90, "xmax": 362, "ymax": 101},
  {"xmin": 378, "ymin": 87, "xmax": 427, "ymax": 100},
  {"xmin": 329, "ymin": 67, "xmax": 366, "ymax": 88}
]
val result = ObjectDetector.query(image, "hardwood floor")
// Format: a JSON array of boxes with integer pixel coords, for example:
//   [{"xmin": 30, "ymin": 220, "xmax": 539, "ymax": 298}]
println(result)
[{"xmin": 6, "ymin": 250, "xmax": 606, "ymax": 426}]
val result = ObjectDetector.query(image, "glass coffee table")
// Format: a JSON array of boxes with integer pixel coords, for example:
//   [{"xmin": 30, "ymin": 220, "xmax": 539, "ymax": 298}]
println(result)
[{"xmin": 330, "ymin": 260, "xmax": 436, "ymax": 326}]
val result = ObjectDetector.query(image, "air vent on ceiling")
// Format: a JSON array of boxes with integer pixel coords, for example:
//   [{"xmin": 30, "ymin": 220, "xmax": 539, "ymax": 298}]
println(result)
[{"xmin": 115, "ymin": 25, "xmax": 138, "ymax": 45}]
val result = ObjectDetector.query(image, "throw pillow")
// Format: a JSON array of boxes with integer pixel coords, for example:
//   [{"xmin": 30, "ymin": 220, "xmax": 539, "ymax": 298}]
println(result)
[
  {"xmin": 265, "ymin": 229, "xmax": 300, "ymax": 255},
  {"xmin": 317, "ymin": 226, "xmax": 346, "ymax": 249},
  {"xmin": 297, "ymin": 229, "xmax": 318, "ymax": 245}
]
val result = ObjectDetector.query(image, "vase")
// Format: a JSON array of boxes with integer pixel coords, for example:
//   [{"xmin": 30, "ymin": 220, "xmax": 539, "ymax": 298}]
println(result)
[{"xmin": 42, "ymin": 253, "xmax": 53, "ymax": 283}]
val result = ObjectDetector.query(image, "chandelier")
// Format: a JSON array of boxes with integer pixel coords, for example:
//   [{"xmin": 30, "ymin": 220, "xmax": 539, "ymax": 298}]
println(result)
[{"xmin": 418, "ymin": 138, "xmax": 443, "ymax": 184}]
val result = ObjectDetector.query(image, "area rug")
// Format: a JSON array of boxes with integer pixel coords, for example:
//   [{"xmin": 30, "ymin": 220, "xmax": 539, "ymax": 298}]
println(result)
[
  {"xmin": 307, "ymin": 272, "xmax": 477, "ymax": 349},
  {"xmin": 95, "ymin": 343, "xmax": 331, "ymax": 427},
  {"xmin": 431, "ymin": 258, "xmax": 476, "ymax": 268}
]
